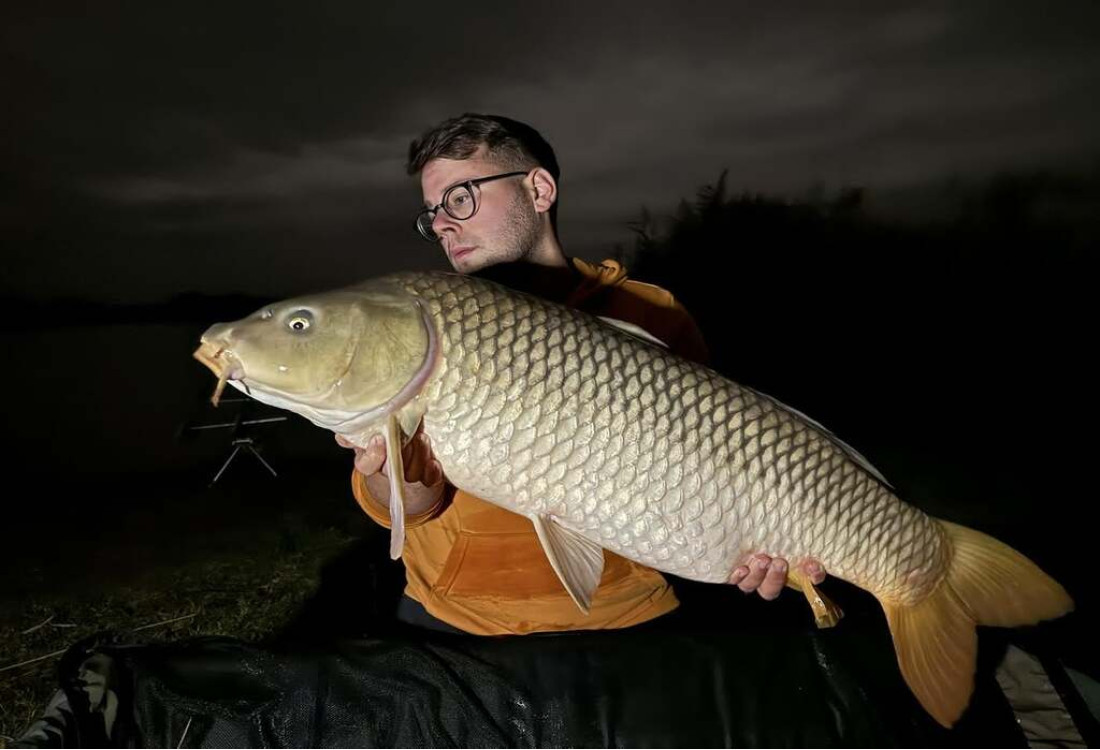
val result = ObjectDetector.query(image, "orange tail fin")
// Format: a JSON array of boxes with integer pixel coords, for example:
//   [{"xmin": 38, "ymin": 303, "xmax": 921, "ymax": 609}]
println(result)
[{"xmin": 879, "ymin": 519, "xmax": 1073, "ymax": 727}]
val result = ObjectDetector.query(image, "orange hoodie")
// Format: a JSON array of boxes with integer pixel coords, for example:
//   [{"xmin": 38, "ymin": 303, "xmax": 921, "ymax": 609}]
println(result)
[{"xmin": 352, "ymin": 258, "xmax": 709, "ymax": 635}]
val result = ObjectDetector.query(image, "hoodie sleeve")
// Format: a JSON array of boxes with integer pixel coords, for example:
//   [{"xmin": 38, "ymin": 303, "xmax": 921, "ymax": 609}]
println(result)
[{"xmin": 350, "ymin": 469, "xmax": 451, "ymax": 530}]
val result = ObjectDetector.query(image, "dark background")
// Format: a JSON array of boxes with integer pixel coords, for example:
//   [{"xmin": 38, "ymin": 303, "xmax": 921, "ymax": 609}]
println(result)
[{"xmin": 2, "ymin": 2, "xmax": 1096, "ymax": 651}]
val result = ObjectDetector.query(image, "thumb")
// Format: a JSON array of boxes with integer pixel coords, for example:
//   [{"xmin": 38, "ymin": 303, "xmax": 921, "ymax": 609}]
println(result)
[{"xmin": 353, "ymin": 435, "xmax": 386, "ymax": 476}]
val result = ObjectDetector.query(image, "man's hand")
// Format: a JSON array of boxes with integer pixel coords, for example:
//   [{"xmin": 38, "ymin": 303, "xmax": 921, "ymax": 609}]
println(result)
[
  {"xmin": 335, "ymin": 422, "xmax": 444, "ymax": 487},
  {"xmin": 729, "ymin": 555, "xmax": 826, "ymax": 600},
  {"xmin": 335, "ymin": 422, "xmax": 445, "ymax": 516}
]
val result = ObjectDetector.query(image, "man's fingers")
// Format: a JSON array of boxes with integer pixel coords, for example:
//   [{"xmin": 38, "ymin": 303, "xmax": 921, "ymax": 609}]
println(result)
[
  {"xmin": 403, "ymin": 432, "xmax": 428, "ymax": 482},
  {"xmin": 355, "ymin": 435, "xmax": 386, "ymax": 477},
  {"xmin": 737, "ymin": 556, "xmax": 770, "ymax": 593},
  {"xmin": 353, "ymin": 427, "xmax": 443, "ymax": 485},
  {"xmin": 802, "ymin": 560, "xmax": 826, "ymax": 585},
  {"xmin": 405, "ymin": 432, "xmax": 443, "ymax": 486},
  {"xmin": 731, "ymin": 556, "xmax": 824, "ymax": 600},
  {"xmin": 423, "ymin": 459, "xmax": 443, "ymax": 488},
  {"xmin": 756, "ymin": 559, "xmax": 787, "ymax": 600},
  {"xmin": 355, "ymin": 452, "xmax": 383, "ymax": 477},
  {"xmin": 729, "ymin": 566, "xmax": 749, "ymax": 586}
]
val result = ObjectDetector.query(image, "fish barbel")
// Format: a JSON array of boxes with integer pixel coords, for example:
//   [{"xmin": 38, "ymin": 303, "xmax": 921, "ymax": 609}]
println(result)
[{"xmin": 193, "ymin": 270, "xmax": 1073, "ymax": 727}]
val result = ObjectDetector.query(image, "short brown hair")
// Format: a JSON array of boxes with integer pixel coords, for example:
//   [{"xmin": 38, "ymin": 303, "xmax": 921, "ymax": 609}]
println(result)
[{"xmin": 407, "ymin": 114, "xmax": 561, "ymax": 227}]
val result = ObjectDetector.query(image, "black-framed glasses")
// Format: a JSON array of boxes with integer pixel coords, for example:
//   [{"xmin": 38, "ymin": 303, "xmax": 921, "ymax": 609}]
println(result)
[{"xmin": 415, "ymin": 171, "xmax": 528, "ymax": 242}]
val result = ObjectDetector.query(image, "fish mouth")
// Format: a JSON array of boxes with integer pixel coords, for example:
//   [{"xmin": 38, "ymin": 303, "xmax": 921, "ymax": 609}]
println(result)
[{"xmin": 193, "ymin": 340, "xmax": 244, "ymax": 406}]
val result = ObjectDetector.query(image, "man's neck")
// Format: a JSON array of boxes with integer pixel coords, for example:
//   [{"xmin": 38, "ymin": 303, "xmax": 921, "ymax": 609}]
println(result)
[
  {"xmin": 521, "ymin": 232, "xmax": 569, "ymax": 269},
  {"xmin": 472, "ymin": 243, "xmax": 580, "ymax": 303}
]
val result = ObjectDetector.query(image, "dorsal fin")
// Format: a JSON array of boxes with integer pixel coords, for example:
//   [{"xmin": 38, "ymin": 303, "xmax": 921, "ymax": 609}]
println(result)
[
  {"xmin": 598, "ymin": 316, "xmax": 669, "ymax": 349},
  {"xmin": 750, "ymin": 387, "xmax": 892, "ymax": 488}
]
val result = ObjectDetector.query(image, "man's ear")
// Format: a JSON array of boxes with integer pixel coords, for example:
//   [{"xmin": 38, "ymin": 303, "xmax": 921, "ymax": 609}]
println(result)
[{"xmin": 528, "ymin": 167, "xmax": 557, "ymax": 215}]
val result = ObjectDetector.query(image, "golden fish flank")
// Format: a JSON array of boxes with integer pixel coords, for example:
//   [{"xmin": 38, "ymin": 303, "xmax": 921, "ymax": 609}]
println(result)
[{"xmin": 195, "ymin": 270, "xmax": 1073, "ymax": 729}]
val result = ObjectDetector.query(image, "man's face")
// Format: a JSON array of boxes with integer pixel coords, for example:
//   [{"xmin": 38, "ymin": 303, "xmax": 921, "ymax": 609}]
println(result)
[{"xmin": 420, "ymin": 148, "xmax": 540, "ymax": 274}]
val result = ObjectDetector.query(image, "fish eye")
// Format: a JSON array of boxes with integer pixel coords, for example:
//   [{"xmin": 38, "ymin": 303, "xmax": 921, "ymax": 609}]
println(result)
[{"xmin": 287, "ymin": 310, "xmax": 314, "ymax": 332}]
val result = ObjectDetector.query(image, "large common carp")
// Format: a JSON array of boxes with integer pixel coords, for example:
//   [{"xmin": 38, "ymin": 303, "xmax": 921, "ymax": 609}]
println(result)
[{"xmin": 193, "ymin": 270, "xmax": 1072, "ymax": 728}]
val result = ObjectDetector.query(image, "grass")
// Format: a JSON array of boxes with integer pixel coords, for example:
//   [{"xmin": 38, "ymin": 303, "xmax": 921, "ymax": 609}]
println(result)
[{"xmin": 0, "ymin": 461, "xmax": 369, "ymax": 746}]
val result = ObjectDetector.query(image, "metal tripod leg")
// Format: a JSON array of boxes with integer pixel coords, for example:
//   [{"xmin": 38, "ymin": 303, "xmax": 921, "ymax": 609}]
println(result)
[
  {"xmin": 210, "ymin": 438, "xmax": 278, "ymax": 485},
  {"xmin": 211, "ymin": 444, "xmax": 243, "ymax": 485},
  {"xmin": 244, "ymin": 442, "xmax": 278, "ymax": 478}
]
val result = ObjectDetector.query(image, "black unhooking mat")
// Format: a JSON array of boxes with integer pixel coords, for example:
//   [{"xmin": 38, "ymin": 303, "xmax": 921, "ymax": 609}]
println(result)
[{"xmin": 24, "ymin": 612, "xmax": 1076, "ymax": 748}]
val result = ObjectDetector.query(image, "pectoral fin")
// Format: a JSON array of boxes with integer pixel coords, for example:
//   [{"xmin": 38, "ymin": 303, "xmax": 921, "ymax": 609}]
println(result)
[
  {"xmin": 531, "ymin": 515, "xmax": 605, "ymax": 614},
  {"xmin": 383, "ymin": 413, "xmax": 406, "ymax": 560},
  {"xmin": 395, "ymin": 399, "xmax": 426, "ymax": 444}
]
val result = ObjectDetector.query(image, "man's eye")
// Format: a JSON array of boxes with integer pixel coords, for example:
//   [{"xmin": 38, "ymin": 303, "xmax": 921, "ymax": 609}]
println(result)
[{"xmin": 447, "ymin": 190, "xmax": 471, "ymax": 208}]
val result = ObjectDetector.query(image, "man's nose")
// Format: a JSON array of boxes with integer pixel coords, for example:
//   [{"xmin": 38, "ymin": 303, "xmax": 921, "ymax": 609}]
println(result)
[{"xmin": 431, "ymin": 210, "xmax": 459, "ymax": 237}]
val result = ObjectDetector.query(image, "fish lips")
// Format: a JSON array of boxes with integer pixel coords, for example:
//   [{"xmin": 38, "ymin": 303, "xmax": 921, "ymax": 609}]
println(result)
[
  {"xmin": 193, "ymin": 339, "xmax": 245, "ymax": 405},
  {"xmin": 192, "ymin": 339, "xmax": 242, "ymax": 377}
]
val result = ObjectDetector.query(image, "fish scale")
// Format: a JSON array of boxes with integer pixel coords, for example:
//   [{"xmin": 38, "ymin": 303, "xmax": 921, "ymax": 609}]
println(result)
[
  {"xmin": 194, "ymin": 268, "xmax": 1072, "ymax": 727},
  {"xmin": 397, "ymin": 271, "xmax": 945, "ymax": 596}
]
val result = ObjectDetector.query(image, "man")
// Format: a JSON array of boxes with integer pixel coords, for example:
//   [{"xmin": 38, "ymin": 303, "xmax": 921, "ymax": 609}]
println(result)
[{"xmin": 338, "ymin": 114, "xmax": 825, "ymax": 635}]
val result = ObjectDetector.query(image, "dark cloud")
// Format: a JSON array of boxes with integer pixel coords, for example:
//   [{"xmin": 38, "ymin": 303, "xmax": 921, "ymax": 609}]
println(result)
[{"xmin": 3, "ymin": 1, "xmax": 1098, "ymax": 302}]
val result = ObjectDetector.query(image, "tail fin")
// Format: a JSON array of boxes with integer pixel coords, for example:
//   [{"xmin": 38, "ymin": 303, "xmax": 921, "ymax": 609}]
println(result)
[{"xmin": 880, "ymin": 519, "xmax": 1074, "ymax": 728}]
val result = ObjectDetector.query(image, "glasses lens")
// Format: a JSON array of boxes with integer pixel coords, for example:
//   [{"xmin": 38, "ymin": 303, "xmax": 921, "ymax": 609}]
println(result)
[
  {"xmin": 415, "ymin": 210, "xmax": 438, "ymax": 242},
  {"xmin": 444, "ymin": 185, "xmax": 476, "ymax": 220}
]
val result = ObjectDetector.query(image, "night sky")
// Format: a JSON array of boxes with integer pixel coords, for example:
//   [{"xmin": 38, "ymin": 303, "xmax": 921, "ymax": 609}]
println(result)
[
  {"xmin": 2, "ymin": 2, "xmax": 1098, "ymax": 537},
  {"xmin": 4, "ymin": 1, "xmax": 1099, "ymax": 303}
]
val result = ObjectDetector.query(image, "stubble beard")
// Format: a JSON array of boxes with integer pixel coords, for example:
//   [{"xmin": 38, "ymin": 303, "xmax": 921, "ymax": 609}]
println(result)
[{"xmin": 460, "ymin": 190, "xmax": 542, "ymax": 273}]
